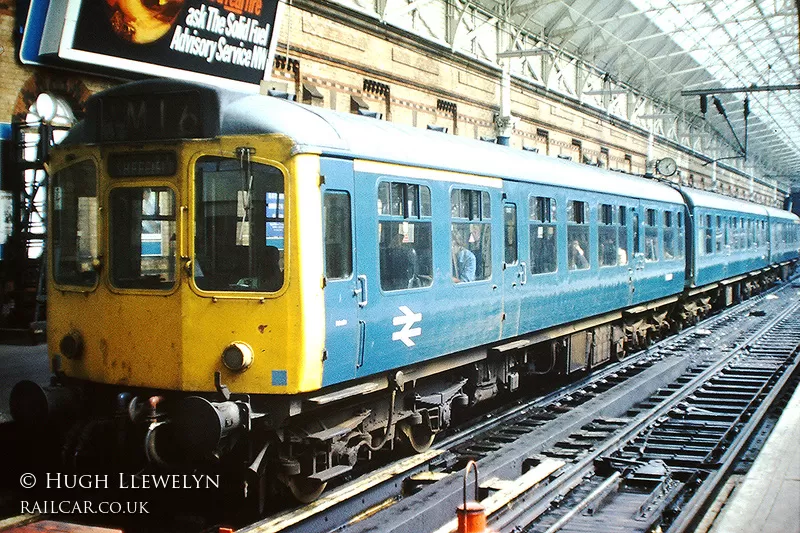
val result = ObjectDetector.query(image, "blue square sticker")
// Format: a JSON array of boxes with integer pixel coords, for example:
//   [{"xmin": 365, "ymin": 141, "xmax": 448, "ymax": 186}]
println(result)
[{"xmin": 272, "ymin": 370, "xmax": 288, "ymax": 386}]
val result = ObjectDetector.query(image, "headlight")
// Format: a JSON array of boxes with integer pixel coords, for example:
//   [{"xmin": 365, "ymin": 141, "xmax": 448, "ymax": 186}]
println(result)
[
  {"xmin": 221, "ymin": 342, "xmax": 254, "ymax": 372},
  {"xmin": 60, "ymin": 331, "xmax": 84, "ymax": 360}
]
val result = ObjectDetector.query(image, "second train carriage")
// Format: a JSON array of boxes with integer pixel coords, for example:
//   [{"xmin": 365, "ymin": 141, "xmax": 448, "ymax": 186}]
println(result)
[{"xmin": 12, "ymin": 80, "xmax": 799, "ymax": 504}]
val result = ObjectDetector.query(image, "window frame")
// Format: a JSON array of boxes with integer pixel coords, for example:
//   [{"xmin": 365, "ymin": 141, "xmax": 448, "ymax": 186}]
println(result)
[
  {"xmin": 451, "ymin": 187, "xmax": 492, "ymax": 284},
  {"xmin": 323, "ymin": 191, "xmax": 353, "ymax": 281},
  {"xmin": 109, "ymin": 184, "xmax": 179, "ymax": 292},
  {"xmin": 529, "ymin": 195, "xmax": 558, "ymax": 275},
  {"xmin": 378, "ymin": 180, "xmax": 434, "ymax": 291},
  {"xmin": 567, "ymin": 199, "xmax": 591, "ymax": 271}
]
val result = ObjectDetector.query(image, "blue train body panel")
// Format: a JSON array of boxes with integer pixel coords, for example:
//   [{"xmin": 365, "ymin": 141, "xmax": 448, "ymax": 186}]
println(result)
[{"xmin": 319, "ymin": 159, "xmax": 688, "ymax": 386}]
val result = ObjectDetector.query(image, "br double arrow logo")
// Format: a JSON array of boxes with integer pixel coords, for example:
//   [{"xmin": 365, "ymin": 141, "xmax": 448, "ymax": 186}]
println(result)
[{"xmin": 392, "ymin": 306, "xmax": 422, "ymax": 347}]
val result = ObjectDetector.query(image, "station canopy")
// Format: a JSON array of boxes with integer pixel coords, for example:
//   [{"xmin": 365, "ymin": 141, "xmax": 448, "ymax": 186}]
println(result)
[{"xmin": 486, "ymin": 0, "xmax": 800, "ymax": 187}]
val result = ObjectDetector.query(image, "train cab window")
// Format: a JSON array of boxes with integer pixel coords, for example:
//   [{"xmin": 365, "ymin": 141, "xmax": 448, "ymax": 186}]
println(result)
[
  {"xmin": 110, "ymin": 187, "xmax": 176, "ymax": 289},
  {"xmin": 663, "ymin": 211, "xmax": 676, "ymax": 260},
  {"xmin": 567, "ymin": 200, "xmax": 590, "ymax": 270},
  {"xmin": 379, "ymin": 182, "xmax": 433, "ymax": 290},
  {"xmin": 194, "ymin": 156, "xmax": 285, "ymax": 292},
  {"xmin": 504, "ymin": 204, "xmax": 518, "ymax": 265},
  {"xmin": 644, "ymin": 209, "xmax": 658, "ymax": 262},
  {"xmin": 323, "ymin": 192, "xmax": 353, "ymax": 280},
  {"xmin": 451, "ymin": 188, "xmax": 492, "ymax": 283},
  {"xmin": 52, "ymin": 160, "xmax": 99, "ymax": 287},
  {"xmin": 529, "ymin": 196, "xmax": 557, "ymax": 274},
  {"xmin": 599, "ymin": 204, "xmax": 617, "ymax": 267}
]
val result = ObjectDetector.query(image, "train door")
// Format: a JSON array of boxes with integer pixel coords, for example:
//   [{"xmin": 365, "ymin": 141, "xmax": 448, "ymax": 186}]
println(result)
[
  {"xmin": 320, "ymin": 158, "xmax": 361, "ymax": 385},
  {"xmin": 501, "ymin": 197, "xmax": 523, "ymax": 337},
  {"xmin": 351, "ymin": 175, "xmax": 436, "ymax": 378},
  {"xmin": 629, "ymin": 206, "xmax": 645, "ymax": 304}
]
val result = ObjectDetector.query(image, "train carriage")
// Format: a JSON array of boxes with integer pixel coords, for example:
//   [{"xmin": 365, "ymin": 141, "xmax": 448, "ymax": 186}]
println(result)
[
  {"xmin": 681, "ymin": 188, "xmax": 772, "ymax": 288},
  {"xmin": 766, "ymin": 206, "xmax": 800, "ymax": 265},
  {"xmin": 11, "ymin": 80, "xmax": 798, "ymax": 505}
]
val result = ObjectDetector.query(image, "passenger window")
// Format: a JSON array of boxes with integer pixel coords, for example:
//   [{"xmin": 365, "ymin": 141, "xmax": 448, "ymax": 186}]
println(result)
[
  {"xmin": 644, "ymin": 208, "xmax": 658, "ymax": 262},
  {"xmin": 323, "ymin": 192, "xmax": 352, "ymax": 280},
  {"xmin": 504, "ymin": 204, "xmax": 518, "ymax": 265},
  {"xmin": 378, "ymin": 182, "xmax": 433, "ymax": 291},
  {"xmin": 451, "ymin": 189, "xmax": 492, "ymax": 282},
  {"xmin": 739, "ymin": 218, "xmax": 745, "ymax": 250},
  {"xmin": 618, "ymin": 207, "xmax": 628, "ymax": 266},
  {"xmin": 567, "ymin": 200, "xmax": 590, "ymax": 270},
  {"xmin": 529, "ymin": 196, "xmax": 557, "ymax": 274},
  {"xmin": 633, "ymin": 213, "xmax": 640, "ymax": 255},
  {"xmin": 675, "ymin": 211, "xmax": 685, "ymax": 259},
  {"xmin": 599, "ymin": 204, "xmax": 617, "ymax": 267},
  {"xmin": 663, "ymin": 211, "xmax": 676, "ymax": 260},
  {"xmin": 704, "ymin": 214, "xmax": 713, "ymax": 255},
  {"xmin": 716, "ymin": 216, "xmax": 723, "ymax": 252}
]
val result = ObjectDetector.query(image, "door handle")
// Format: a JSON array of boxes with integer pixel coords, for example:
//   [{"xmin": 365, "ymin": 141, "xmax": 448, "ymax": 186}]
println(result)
[
  {"xmin": 356, "ymin": 274, "xmax": 368, "ymax": 307},
  {"xmin": 357, "ymin": 320, "xmax": 366, "ymax": 368},
  {"xmin": 519, "ymin": 262, "xmax": 527, "ymax": 285}
]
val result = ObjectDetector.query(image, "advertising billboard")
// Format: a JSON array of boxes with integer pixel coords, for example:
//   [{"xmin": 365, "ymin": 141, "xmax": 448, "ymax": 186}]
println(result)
[{"xmin": 37, "ymin": 0, "xmax": 284, "ymax": 91}]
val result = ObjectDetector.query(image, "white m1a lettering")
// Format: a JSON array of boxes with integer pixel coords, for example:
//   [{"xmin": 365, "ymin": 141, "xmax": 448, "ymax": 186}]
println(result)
[
  {"xmin": 178, "ymin": 105, "xmax": 200, "ymax": 136},
  {"xmin": 126, "ymin": 101, "xmax": 147, "ymax": 131}
]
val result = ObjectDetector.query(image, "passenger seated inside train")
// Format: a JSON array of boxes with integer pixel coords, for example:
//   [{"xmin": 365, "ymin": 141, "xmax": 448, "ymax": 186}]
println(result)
[
  {"xmin": 569, "ymin": 239, "xmax": 589, "ymax": 270},
  {"xmin": 452, "ymin": 227, "xmax": 476, "ymax": 282}
]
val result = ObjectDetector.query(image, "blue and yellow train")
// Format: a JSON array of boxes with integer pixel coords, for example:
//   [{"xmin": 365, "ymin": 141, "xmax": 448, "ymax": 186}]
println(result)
[{"xmin": 11, "ymin": 80, "xmax": 799, "ymax": 505}]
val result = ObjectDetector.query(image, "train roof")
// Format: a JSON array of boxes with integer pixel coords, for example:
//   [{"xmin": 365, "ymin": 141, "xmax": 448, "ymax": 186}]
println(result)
[
  {"xmin": 226, "ymin": 92, "xmax": 687, "ymax": 205},
  {"xmin": 764, "ymin": 205, "xmax": 800, "ymax": 222},
  {"xmin": 679, "ymin": 188, "xmax": 769, "ymax": 216},
  {"xmin": 64, "ymin": 80, "xmax": 685, "ymax": 206}
]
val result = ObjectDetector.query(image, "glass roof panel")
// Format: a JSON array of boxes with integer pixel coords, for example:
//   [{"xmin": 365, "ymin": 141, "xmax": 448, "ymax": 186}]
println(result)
[{"xmin": 625, "ymin": 0, "xmax": 800, "ymax": 186}]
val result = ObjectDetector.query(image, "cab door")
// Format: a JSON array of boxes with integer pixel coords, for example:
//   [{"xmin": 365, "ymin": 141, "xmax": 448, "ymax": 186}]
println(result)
[{"xmin": 320, "ymin": 158, "xmax": 361, "ymax": 386}]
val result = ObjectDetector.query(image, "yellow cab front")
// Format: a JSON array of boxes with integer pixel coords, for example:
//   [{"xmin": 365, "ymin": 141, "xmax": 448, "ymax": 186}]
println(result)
[{"xmin": 47, "ymin": 135, "xmax": 325, "ymax": 396}]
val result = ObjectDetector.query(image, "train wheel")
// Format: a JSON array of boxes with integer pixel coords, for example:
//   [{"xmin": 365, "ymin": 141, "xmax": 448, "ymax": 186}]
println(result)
[
  {"xmin": 283, "ymin": 474, "xmax": 327, "ymax": 504},
  {"xmin": 399, "ymin": 422, "xmax": 435, "ymax": 453}
]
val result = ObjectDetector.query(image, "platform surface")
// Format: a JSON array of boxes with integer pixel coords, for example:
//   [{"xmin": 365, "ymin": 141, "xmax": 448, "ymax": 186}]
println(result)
[{"xmin": 703, "ymin": 381, "xmax": 800, "ymax": 533}]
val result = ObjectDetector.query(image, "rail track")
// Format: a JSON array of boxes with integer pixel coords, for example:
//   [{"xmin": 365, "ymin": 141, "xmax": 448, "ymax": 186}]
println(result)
[{"xmin": 237, "ymin": 278, "xmax": 800, "ymax": 533}]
